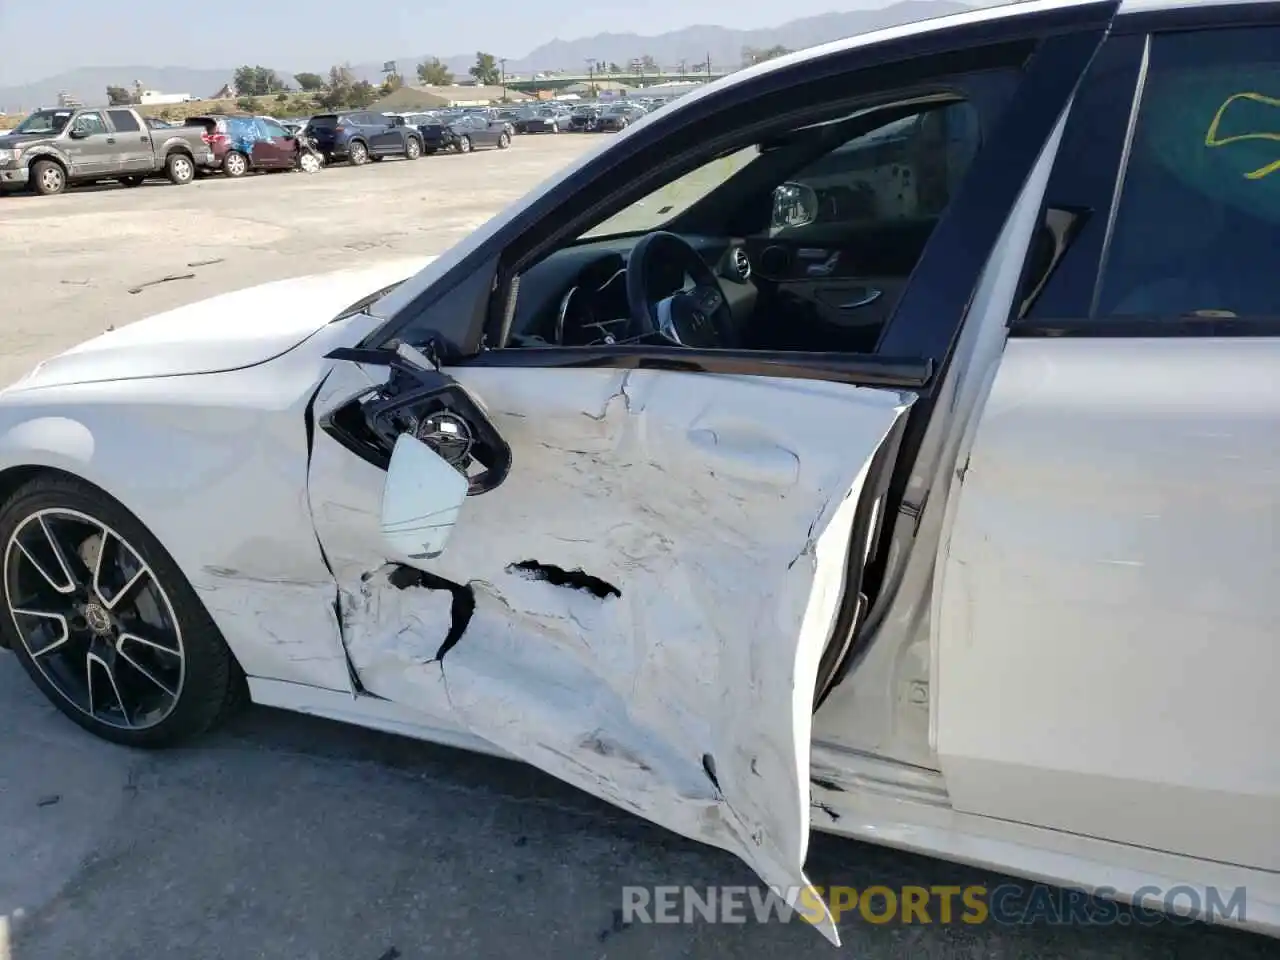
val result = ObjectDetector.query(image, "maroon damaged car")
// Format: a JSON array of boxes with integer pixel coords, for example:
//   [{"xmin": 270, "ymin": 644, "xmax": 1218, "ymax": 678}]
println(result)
[{"xmin": 184, "ymin": 115, "xmax": 302, "ymax": 178}]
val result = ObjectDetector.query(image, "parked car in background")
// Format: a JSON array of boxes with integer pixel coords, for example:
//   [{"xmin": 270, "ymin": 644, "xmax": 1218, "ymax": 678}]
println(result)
[
  {"xmin": 522, "ymin": 105, "xmax": 573, "ymax": 133},
  {"xmin": 450, "ymin": 113, "xmax": 513, "ymax": 151},
  {"xmin": 412, "ymin": 113, "xmax": 512, "ymax": 154},
  {"xmin": 462, "ymin": 107, "xmax": 516, "ymax": 138},
  {"xmin": 596, "ymin": 102, "xmax": 647, "ymax": 132},
  {"xmin": 184, "ymin": 115, "xmax": 303, "ymax": 178},
  {"xmin": 304, "ymin": 112, "xmax": 424, "ymax": 165},
  {"xmin": 0, "ymin": 106, "xmax": 211, "ymax": 195},
  {"xmin": 569, "ymin": 103, "xmax": 602, "ymax": 131}
]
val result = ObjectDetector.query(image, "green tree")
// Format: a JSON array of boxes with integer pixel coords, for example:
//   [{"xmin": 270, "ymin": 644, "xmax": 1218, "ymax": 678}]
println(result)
[
  {"xmin": 380, "ymin": 73, "xmax": 405, "ymax": 95},
  {"xmin": 294, "ymin": 72, "xmax": 326, "ymax": 92},
  {"xmin": 275, "ymin": 91, "xmax": 289, "ymax": 103},
  {"xmin": 234, "ymin": 65, "xmax": 284, "ymax": 96},
  {"xmin": 640, "ymin": 55, "xmax": 658, "ymax": 73},
  {"xmin": 608, "ymin": 61, "xmax": 622, "ymax": 74},
  {"xmin": 105, "ymin": 85, "xmax": 133, "ymax": 106},
  {"xmin": 416, "ymin": 57, "xmax": 453, "ymax": 85},
  {"xmin": 470, "ymin": 52, "xmax": 500, "ymax": 85},
  {"xmin": 347, "ymin": 80, "xmax": 377, "ymax": 108},
  {"xmin": 317, "ymin": 64, "xmax": 356, "ymax": 108}
]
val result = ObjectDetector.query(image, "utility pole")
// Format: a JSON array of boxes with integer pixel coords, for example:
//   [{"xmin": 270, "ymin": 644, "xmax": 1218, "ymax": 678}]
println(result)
[{"xmin": 499, "ymin": 57, "xmax": 508, "ymax": 100}]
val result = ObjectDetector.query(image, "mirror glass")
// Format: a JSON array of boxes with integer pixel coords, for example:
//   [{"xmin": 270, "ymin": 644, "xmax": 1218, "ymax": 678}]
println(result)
[{"xmin": 771, "ymin": 181, "xmax": 819, "ymax": 230}]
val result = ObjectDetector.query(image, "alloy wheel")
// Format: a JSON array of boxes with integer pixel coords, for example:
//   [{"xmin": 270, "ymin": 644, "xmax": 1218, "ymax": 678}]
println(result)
[
  {"xmin": 39, "ymin": 166, "xmax": 64, "ymax": 194},
  {"xmin": 224, "ymin": 153, "xmax": 248, "ymax": 177},
  {"xmin": 4, "ymin": 508, "xmax": 185, "ymax": 730}
]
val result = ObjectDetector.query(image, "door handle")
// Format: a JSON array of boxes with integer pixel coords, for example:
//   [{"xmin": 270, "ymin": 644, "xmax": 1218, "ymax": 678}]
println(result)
[
  {"xmin": 839, "ymin": 288, "xmax": 883, "ymax": 310},
  {"xmin": 106, "ymin": 137, "xmax": 116, "ymax": 144},
  {"xmin": 139, "ymin": 136, "xmax": 148, "ymax": 142}
]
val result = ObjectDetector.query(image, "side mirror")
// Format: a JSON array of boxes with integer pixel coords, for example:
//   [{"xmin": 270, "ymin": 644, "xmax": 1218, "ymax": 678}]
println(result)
[
  {"xmin": 382, "ymin": 433, "xmax": 469, "ymax": 565},
  {"xmin": 67, "ymin": 127, "xmax": 89, "ymax": 139},
  {"xmin": 771, "ymin": 181, "xmax": 819, "ymax": 230}
]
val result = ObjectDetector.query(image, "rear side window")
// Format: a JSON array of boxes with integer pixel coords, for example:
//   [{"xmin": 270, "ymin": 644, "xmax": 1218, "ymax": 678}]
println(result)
[
  {"xmin": 309, "ymin": 115, "xmax": 339, "ymax": 129},
  {"xmin": 1096, "ymin": 27, "xmax": 1280, "ymax": 321},
  {"xmin": 107, "ymin": 110, "xmax": 140, "ymax": 132}
]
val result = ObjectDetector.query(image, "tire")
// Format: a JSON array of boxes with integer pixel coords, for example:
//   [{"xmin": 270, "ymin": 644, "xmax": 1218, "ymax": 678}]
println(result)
[
  {"xmin": 119, "ymin": 175, "xmax": 146, "ymax": 187},
  {"xmin": 0, "ymin": 474, "xmax": 240, "ymax": 748},
  {"xmin": 222, "ymin": 151, "xmax": 249, "ymax": 178},
  {"xmin": 298, "ymin": 151, "xmax": 322, "ymax": 174},
  {"xmin": 348, "ymin": 140, "xmax": 370, "ymax": 165},
  {"xmin": 497, "ymin": 132, "xmax": 511, "ymax": 150},
  {"xmin": 165, "ymin": 152, "xmax": 195, "ymax": 185},
  {"xmin": 405, "ymin": 137, "xmax": 422, "ymax": 160},
  {"xmin": 455, "ymin": 136, "xmax": 472, "ymax": 154},
  {"xmin": 30, "ymin": 159, "xmax": 66, "ymax": 196}
]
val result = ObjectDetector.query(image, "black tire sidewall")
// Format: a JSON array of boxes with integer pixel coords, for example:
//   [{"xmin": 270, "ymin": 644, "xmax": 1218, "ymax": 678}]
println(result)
[{"xmin": 0, "ymin": 475, "xmax": 237, "ymax": 747}]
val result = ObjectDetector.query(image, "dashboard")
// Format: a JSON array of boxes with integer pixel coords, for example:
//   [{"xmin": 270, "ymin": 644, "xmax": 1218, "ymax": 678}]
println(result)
[{"xmin": 508, "ymin": 233, "xmax": 758, "ymax": 347}]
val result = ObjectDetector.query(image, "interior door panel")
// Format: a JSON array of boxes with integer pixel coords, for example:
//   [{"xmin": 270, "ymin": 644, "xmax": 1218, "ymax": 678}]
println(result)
[{"xmin": 744, "ymin": 219, "xmax": 935, "ymax": 351}]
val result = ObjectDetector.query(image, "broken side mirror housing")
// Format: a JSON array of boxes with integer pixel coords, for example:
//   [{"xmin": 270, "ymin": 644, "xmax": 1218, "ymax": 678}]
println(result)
[{"xmin": 324, "ymin": 346, "xmax": 512, "ymax": 497}]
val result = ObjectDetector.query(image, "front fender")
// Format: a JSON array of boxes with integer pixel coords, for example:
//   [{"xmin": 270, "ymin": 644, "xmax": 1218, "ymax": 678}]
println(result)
[
  {"xmin": 23, "ymin": 145, "xmax": 71, "ymax": 171},
  {"xmin": 0, "ymin": 348, "xmax": 362, "ymax": 691}
]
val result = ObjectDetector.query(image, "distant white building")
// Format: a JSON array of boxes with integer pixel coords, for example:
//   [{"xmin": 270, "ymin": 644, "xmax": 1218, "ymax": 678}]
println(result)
[{"xmin": 138, "ymin": 90, "xmax": 193, "ymax": 105}]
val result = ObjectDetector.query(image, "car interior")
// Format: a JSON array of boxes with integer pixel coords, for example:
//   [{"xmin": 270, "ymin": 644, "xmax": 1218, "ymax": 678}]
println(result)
[{"xmin": 504, "ymin": 96, "xmax": 982, "ymax": 355}]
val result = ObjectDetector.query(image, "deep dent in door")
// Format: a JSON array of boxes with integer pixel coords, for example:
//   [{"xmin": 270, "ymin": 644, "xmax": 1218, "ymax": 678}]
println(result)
[{"xmin": 307, "ymin": 363, "xmax": 913, "ymax": 945}]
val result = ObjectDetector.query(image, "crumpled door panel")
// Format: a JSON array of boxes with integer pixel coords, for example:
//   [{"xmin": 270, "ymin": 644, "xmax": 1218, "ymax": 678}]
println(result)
[{"xmin": 308, "ymin": 362, "xmax": 912, "ymax": 945}]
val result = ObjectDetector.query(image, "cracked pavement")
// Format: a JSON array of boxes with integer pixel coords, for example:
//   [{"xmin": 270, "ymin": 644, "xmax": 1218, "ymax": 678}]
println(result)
[{"xmin": 0, "ymin": 135, "xmax": 1276, "ymax": 960}]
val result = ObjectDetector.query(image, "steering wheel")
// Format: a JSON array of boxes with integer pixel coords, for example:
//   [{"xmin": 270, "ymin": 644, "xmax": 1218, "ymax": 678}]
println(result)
[{"xmin": 625, "ymin": 231, "xmax": 737, "ymax": 348}]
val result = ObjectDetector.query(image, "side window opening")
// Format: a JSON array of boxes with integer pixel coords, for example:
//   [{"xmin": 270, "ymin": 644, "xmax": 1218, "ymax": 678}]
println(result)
[
  {"xmin": 499, "ymin": 91, "xmax": 991, "ymax": 356},
  {"xmin": 107, "ymin": 109, "xmax": 140, "ymax": 133},
  {"xmin": 1096, "ymin": 27, "xmax": 1280, "ymax": 322},
  {"xmin": 1023, "ymin": 27, "xmax": 1280, "ymax": 331}
]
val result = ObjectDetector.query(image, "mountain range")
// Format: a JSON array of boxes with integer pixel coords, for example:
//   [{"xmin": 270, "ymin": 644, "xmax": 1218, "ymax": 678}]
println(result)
[{"xmin": 0, "ymin": 1, "xmax": 1007, "ymax": 111}]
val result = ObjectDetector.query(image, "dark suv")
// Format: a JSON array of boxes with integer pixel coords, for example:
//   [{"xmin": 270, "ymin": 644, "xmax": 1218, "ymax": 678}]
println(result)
[{"xmin": 305, "ymin": 112, "xmax": 423, "ymax": 165}]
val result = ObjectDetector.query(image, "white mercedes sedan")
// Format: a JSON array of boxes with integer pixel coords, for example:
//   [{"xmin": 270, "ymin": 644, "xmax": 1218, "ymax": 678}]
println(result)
[{"xmin": 0, "ymin": 0, "xmax": 1276, "ymax": 945}]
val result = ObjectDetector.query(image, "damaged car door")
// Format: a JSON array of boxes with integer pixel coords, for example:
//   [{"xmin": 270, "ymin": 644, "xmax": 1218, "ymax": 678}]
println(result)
[{"xmin": 306, "ymin": 342, "xmax": 915, "ymax": 944}]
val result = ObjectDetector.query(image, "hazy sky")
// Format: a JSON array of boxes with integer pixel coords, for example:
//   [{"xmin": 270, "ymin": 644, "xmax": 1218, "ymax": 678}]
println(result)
[{"xmin": 0, "ymin": 0, "xmax": 945, "ymax": 86}]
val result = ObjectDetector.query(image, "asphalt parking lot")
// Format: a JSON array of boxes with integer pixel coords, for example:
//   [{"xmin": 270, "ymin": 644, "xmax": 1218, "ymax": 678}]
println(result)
[{"xmin": 0, "ymin": 136, "xmax": 1275, "ymax": 960}]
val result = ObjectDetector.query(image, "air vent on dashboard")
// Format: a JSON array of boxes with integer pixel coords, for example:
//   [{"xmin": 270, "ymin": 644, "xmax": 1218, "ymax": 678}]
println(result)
[{"xmin": 727, "ymin": 247, "xmax": 752, "ymax": 283}]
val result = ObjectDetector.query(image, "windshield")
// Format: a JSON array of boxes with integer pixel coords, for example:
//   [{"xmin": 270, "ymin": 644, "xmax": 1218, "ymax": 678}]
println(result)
[
  {"xmin": 582, "ymin": 144, "xmax": 760, "ymax": 238},
  {"xmin": 12, "ymin": 109, "xmax": 73, "ymax": 135}
]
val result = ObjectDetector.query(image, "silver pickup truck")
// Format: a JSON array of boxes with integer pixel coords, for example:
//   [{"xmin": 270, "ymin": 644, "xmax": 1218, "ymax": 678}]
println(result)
[{"xmin": 0, "ymin": 106, "xmax": 214, "ymax": 196}]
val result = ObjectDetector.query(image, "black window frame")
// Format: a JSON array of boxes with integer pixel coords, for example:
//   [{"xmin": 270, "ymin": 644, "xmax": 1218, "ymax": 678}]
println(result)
[
  {"xmin": 1013, "ymin": 2, "xmax": 1280, "ymax": 337},
  {"xmin": 364, "ymin": 1, "xmax": 1116, "ymax": 391}
]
